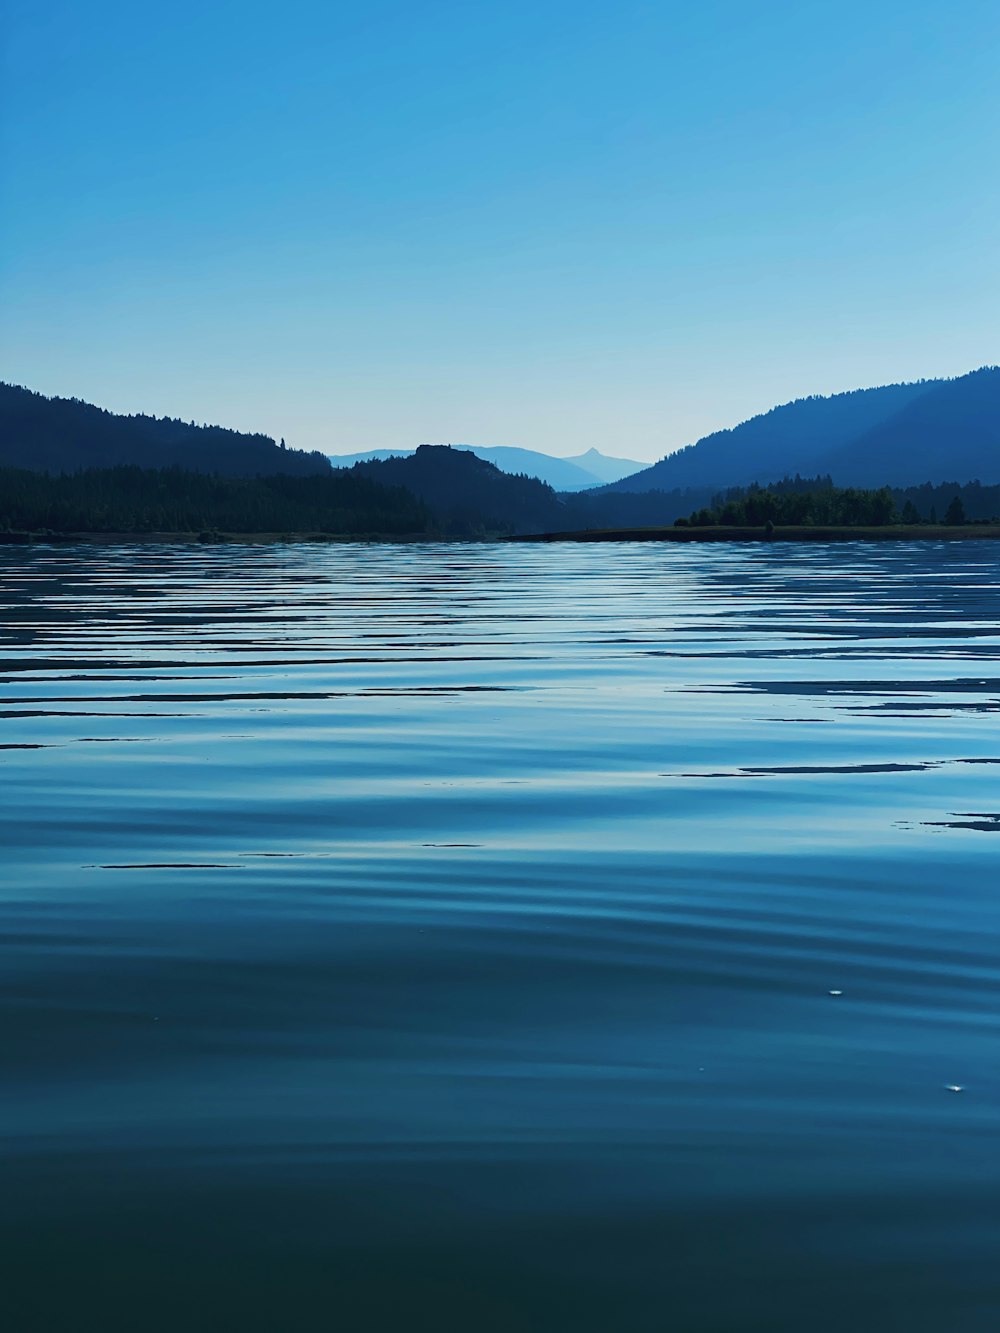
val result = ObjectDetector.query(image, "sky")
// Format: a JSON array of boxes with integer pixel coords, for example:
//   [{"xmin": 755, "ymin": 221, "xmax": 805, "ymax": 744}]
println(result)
[{"xmin": 1, "ymin": 1, "xmax": 998, "ymax": 463}]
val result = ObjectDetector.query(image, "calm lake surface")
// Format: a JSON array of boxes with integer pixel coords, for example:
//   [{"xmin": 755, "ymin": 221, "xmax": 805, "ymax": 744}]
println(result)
[{"xmin": 3, "ymin": 540, "xmax": 1000, "ymax": 1332}]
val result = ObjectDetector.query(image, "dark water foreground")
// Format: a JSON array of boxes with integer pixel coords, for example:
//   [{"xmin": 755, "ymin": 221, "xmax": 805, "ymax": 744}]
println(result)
[{"xmin": 2, "ymin": 541, "xmax": 999, "ymax": 1332}]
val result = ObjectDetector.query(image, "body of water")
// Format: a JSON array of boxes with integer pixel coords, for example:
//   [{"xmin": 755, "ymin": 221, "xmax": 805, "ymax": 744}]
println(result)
[{"xmin": 2, "ymin": 540, "xmax": 999, "ymax": 1331}]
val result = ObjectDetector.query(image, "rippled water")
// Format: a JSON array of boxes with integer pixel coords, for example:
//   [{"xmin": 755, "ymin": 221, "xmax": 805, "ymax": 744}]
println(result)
[{"xmin": 3, "ymin": 540, "xmax": 1000, "ymax": 1332}]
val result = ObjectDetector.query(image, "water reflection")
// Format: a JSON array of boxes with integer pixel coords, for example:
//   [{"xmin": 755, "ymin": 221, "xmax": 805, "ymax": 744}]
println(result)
[{"xmin": 2, "ymin": 540, "xmax": 1000, "ymax": 1332}]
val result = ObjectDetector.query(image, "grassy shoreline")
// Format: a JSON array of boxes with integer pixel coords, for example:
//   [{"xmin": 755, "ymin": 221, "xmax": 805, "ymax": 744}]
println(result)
[{"xmin": 513, "ymin": 523, "xmax": 1000, "ymax": 543}]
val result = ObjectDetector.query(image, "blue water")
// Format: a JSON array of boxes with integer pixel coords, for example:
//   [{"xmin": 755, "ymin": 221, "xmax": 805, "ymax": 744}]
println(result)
[{"xmin": 3, "ymin": 540, "xmax": 999, "ymax": 1332}]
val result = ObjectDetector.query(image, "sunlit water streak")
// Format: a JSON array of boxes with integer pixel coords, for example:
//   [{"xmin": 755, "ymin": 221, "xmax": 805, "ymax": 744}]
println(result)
[{"xmin": 2, "ymin": 540, "xmax": 1000, "ymax": 1332}]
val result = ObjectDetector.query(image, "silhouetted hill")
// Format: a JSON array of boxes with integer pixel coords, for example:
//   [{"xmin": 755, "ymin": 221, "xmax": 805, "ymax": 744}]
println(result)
[
  {"xmin": 824, "ymin": 367, "xmax": 1000, "ymax": 485},
  {"xmin": 605, "ymin": 380, "xmax": 935, "ymax": 493},
  {"xmin": 346, "ymin": 445, "xmax": 565, "ymax": 535},
  {"xmin": 0, "ymin": 384, "xmax": 331, "ymax": 477},
  {"xmin": 605, "ymin": 368, "xmax": 1000, "ymax": 495},
  {"xmin": 328, "ymin": 443, "xmax": 643, "ymax": 490}
]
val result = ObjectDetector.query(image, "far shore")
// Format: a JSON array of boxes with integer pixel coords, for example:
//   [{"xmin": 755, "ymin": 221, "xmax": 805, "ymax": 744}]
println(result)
[
  {"xmin": 4, "ymin": 523, "xmax": 1000, "ymax": 547},
  {"xmin": 513, "ymin": 523, "xmax": 1000, "ymax": 543},
  {"xmin": 0, "ymin": 530, "xmax": 438, "ymax": 546}
]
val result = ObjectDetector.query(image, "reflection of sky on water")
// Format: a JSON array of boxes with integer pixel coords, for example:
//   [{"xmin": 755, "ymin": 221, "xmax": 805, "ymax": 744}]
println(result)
[{"xmin": 2, "ymin": 540, "xmax": 1000, "ymax": 1332}]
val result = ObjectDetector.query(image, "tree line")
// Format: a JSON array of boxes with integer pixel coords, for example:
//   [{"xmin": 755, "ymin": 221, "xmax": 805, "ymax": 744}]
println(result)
[
  {"xmin": 677, "ymin": 477, "xmax": 1000, "ymax": 528},
  {"xmin": 4, "ymin": 459, "xmax": 999, "ymax": 541},
  {"xmin": 0, "ymin": 465, "xmax": 432, "ymax": 537}
]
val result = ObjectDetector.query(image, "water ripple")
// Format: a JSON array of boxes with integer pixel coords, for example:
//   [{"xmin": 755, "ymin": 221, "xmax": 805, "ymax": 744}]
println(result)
[{"xmin": 3, "ymin": 540, "xmax": 1000, "ymax": 1332}]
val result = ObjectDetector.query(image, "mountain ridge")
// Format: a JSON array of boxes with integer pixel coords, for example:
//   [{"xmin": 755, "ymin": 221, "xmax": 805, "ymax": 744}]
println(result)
[
  {"xmin": 5, "ymin": 370, "xmax": 998, "ymax": 535},
  {"xmin": 347, "ymin": 445, "xmax": 564, "ymax": 535},
  {"xmin": 603, "ymin": 368, "xmax": 1000, "ymax": 494},
  {"xmin": 823, "ymin": 368, "xmax": 1000, "ymax": 485},
  {"xmin": 0, "ymin": 382, "xmax": 330, "ymax": 477}
]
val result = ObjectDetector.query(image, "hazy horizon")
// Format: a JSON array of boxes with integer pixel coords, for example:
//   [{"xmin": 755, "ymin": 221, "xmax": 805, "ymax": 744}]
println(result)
[{"xmin": 5, "ymin": 362, "xmax": 997, "ymax": 471}]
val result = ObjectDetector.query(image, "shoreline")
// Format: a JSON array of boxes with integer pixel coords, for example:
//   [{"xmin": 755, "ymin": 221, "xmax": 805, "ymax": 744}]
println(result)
[
  {"xmin": 0, "ymin": 530, "xmax": 440, "ymax": 546},
  {"xmin": 513, "ymin": 523, "xmax": 1000, "ymax": 543},
  {"xmin": 3, "ymin": 523, "xmax": 1000, "ymax": 547}
]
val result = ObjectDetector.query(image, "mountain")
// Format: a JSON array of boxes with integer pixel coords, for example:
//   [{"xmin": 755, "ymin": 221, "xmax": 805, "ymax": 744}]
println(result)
[
  {"xmin": 0, "ymin": 383, "xmax": 331, "ymax": 477},
  {"xmin": 603, "ymin": 368, "xmax": 1000, "ymax": 495},
  {"xmin": 823, "ymin": 367, "xmax": 1000, "ymax": 485},
  {"xmin": 344, "ymin": 445, "xmax": 565, "ymax": 535},
  {"xmin": 13, "ymin": 370, "xmax": 996, "ymax": 538},
  {"xmin": 326, "ymin": 443, "xmax": 643, "ymax": 490},
  {"xmin": 457, "ymin": 445, "xmax": 621, "ymax": 490},
  {"xmin": 603, "ymin": 381, "xmax": 936, "ymax": 493},
  {"xmin": 561, "ymin": 447, "xmax": 645, "ymax": 484}
]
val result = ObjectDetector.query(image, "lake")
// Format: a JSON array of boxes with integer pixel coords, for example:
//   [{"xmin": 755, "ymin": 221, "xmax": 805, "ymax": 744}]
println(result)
[{"xmin": 2, "ymin": 540, "xmax": 999, "ymax": 1332}]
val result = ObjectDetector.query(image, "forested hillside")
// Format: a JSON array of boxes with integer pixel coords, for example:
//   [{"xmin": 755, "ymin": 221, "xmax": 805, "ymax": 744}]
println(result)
[
  {"xmin": 679, "ymin": 475, "xmax": 1000, "ymax": 527},
  {"xmin": 823, "ymin": 368, "xmax": 1000, "ymax": 485},
  {"xmin": 0, "ymin": 384, "xmax": 330, "ymax": 477},
  {"xmin": 0, "ymin": 465, "xmax": 431, "ymax": 536},
  {"xmin": 347, "ymin": 446, "xmax": 566, "ymax": 535},
  {"xmin": 5, "ymin": 372, "xmax": 998, "ymax": 539},
  {"xmin": 604, "ymin": 381, "xmax": 934, "ymax": 492},
  {"xmin": 604, "ymin": 368, "xmax": 1000, "ymax": 494}
]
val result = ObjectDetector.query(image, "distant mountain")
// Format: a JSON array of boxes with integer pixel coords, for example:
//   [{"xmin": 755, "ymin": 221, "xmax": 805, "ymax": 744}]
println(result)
[
  {"xmin": 345, "ymin": 445, "xmax": 565, "ymax": 535},
  {"xmin": 327, "ymin": 443, "xmax": 643, "ymax": 490},
  {"xmin": 603, "ymin": 381, "xmax": 936, "ymax": 493},
  {"xmin": 0, "ymin": 383, "xmax": 331, "ymax": 477},
  {"xmin": 561, "ymin": 447, "xmax": 645, "ymax": 484},
  {"xmin": 603, "ymin": 368, "xmax": 1000, "ymax": 495},
  {"xmin": 459, "ymin": 445, "xmax": 632, "ymax": 490}
]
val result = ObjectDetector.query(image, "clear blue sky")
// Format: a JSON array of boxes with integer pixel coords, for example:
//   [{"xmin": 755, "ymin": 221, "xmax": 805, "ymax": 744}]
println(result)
[{"xmin": 2, "ymin": 1, "xmax": 997, "ymax": 461}]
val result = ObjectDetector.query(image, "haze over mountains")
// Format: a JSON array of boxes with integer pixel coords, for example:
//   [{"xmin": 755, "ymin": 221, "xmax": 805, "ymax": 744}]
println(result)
[{"xmin": 326, "ymin": 444, "xmax": 643, "ymax": 490}]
